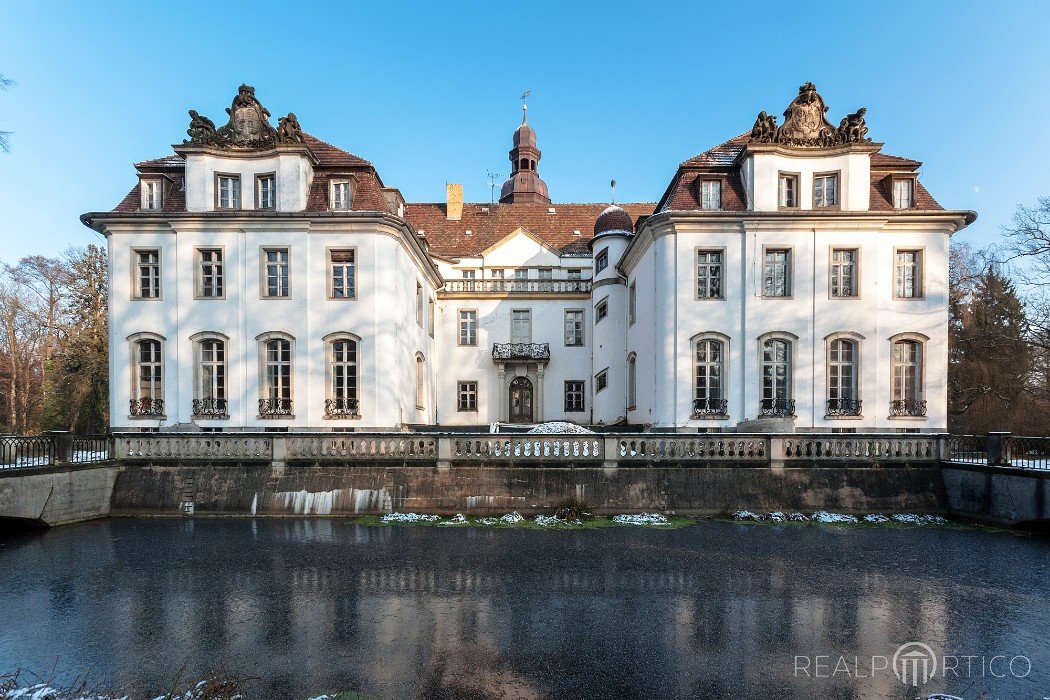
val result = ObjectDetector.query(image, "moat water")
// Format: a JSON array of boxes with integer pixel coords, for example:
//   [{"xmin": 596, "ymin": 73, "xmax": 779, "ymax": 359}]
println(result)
[{"xmin": 1, "ymin": 519, "xmax": 1048, "ymax": 699}]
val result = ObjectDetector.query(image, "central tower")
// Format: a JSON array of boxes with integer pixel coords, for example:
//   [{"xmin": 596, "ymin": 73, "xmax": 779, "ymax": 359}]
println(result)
[{"xmin": 499, "ymin": 101, "xmax": 550, "ymax": 204}]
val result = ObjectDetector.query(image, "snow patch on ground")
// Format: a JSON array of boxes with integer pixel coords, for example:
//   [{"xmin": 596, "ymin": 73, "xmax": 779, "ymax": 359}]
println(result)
[
  {"xmin": 613, "ymin": 513, "xmax": 670, "ymax": 525},
  {"xmin": 381, "ymin": 513, "xmax": 440, "ymax": 523},
  {"xmin": 534, "ymin": 515, "xmax": 581, "ymax": 526},
  {"xmin": 500, "ymin": 511, "xmax": 524, "ymax": 524},
  {"xmin": 733, "ymin": 510, "xmax": 950, "ymax": 526},
  {"xmin": 811, "ymin": 511, "xmax": 860, "ymax": 524},
  {"xmin": 438, "ymin": 514, "xmax": 469, "ymax": 525},
  {"xmin": 891, "ymin": 513, "xmax": 948, "ymax": 525},
  {"xmin": 525, "ymin": 421, "xmax": 596, "ymax": 434}
]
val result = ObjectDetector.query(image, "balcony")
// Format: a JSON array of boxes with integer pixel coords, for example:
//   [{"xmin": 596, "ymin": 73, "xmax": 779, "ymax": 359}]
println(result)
[
  {"xmin": 759, "ymin": 398, "xmax": 795, "ymax": 418},
  {"xmin": 192, "ymin": 397, "xmax": 228, "ymax": 418},
  {"xmin": 129, "ymin": 397, "xmax": 164, "ymax": 417},
  {"xmin": 826, "ymin": 398, "xmax": 862, "ymax": 417},
  {"xmin": 443, "ymin": 279, "xmax": 591, "ymax": 296},
  {"xmin": 492, "ymin": 343, "xmax": 551, "ymax": 363},
  {"xmin": 692, "ymin": 397, "xmax": 728, "ymax": 418},
  {"xmin": 259, "ymin": 398, "xmax": 293, "ymax": 417},
  {"xmin": 325, "ymin": 397, "xmax": 360, "ymax": 418},
  {"xmin": 890, "ymin": 399, "xmax": 927, "ymax": 417}
]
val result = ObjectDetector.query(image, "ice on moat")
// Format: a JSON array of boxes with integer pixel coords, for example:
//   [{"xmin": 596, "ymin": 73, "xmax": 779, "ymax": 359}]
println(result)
[{"xmin": 613, "ymin": 513, "xmax": 670, "ymax": 525}]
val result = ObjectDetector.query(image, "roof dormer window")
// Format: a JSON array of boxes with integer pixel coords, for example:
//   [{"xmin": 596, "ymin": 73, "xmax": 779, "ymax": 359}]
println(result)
[
  {"xmin": 700, "ymin": 179, "xmax": 722, "ymax": 210},
  {"xmin": 141, "ymin": 180, "xmax": 162, "ymax": 210},
  {"xmin": 813, "ymin": 173, "xmax": 838, "ymax": 208},
  {"xmin": 256, "ymin": 173, "xmax": 276, "ymax": 209},
  {"xmin": 892, "ymin": 177, "xmax": 915, "ymax": 209},
  {"xmin": 778, "ymin": 173, "xmax": 799, "ymax": 209},
  {"xmin": 216, "ymin": 174, "xmax": 241, "ymax": 209},
  {"xmin": 331, "ymin": 179, "xmax": 352, "ymax": 210}
]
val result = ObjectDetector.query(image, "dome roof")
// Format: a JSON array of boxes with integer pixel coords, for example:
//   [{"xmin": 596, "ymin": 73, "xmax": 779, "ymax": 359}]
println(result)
[
  {"xmin": 592, "ymin": 205, "xmax": 634, "ymax": 237},
  {"xmin": 513, "ymin": 122, "xmax": 537, "ymax": 148}
]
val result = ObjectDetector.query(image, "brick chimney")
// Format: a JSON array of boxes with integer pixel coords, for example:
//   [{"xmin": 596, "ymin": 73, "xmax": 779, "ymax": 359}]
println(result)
[{"xmin": 446, "ymin": 183, "xmax": 463, "ymax": 221}]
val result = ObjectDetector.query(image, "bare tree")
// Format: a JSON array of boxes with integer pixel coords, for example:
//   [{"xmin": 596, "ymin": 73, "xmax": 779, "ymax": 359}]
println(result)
[{"xmin": 0, "ymin": 73, "xmax": 13, "ymax": 152}]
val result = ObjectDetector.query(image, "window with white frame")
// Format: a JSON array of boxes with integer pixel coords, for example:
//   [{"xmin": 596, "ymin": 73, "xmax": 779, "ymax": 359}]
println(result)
[
  {"xmin": 595, "ymin": 249, "xmax": 609, "ymax": 274},
  {"xmin": 895, "ymin": 250, "xmax": 923, "ymax": 298},
  {"xmin": 564, "ymin": 380, "xmax": 585, "ymax": 412},
  {"xmin": 331, "ymin": 179, "xmax": 352, "ymax": 210},
  {"xmin": 263, "ymin": 248, "xmax": 290, "ymax": 298},
  {"xmin": 457, "ymin": 381, "xmax": 478, "ymax": 411},
  {"xmin": 135, "ymin": 250, "xmax": 160, "ymax": 299},
  {"xmin": 538, "ymin": 268, "xmax": 553, "ymax": 280},
  {"xmin": 763, "ymin": 249, "xmax": 791, "ymax": 297},
  {"xmin": 141, "ymin": 180, "xmax": 162, "ymax": 210},
  {"xmin": 461, "ymin": 269, "xmax": 477, "ymax": 279},
  {"xmin": 428, "ymin": 296, "xmax": 435, "ymax": 338},
  {"xmin": 459, "ymin": 309, "xmax": 478, "ymax": 346},
  {"xmin": 595, "ymin": 368, "xmax": 608, "ymax": 393},
  {"xmin": 628, "ymin": 282, "xmax": 637, "ymax": 325},
  {"xmin": 830, "ymin": 248, "xmax": 857, "ymax": 298},
  {"xmin": 892, "ymin": 339, "xmax": 924, "ymax": 414},
  {"xmin": 828, "ymin": 338, "xmax": 859, "ymax": 415},
  {"xmin": 131, "ymin": 338, "xmax": 164, "ymax": 415},
  {"xmin": 327, "ymin": 337, "xmax": 358, "ymax": 416},
  {"xmin": 696, "ymin": 250, "xmax": 723, "ymax": 299},
  {"xmin": 761, "ymin": 338, "xmax": 792, "ymax": 415},
  {"xmin": 197, "ymin": 249, "xmax": 224, "ymax": 298},
  {"xmin": 694, "ymin": 337, "xmax": 725, "ymax": 416},
  {"xmin": 595, "ymin": 298, "xmax": 608, "ymax": 324},
  {"xmin": 490, "ymin": 268, "xmax": 505, "ymax": 279},
  {"xmin": 511, "ymin": 310, "xmax": 531, "ymax": 344},
  {"xmin": 627, "ymin": 353, "xmax": 637, "ymax": 409},
  {"xmin": 329, "ymin": 249, "xmax": 356, "ymax": 299},
  {"xmin": 513, "ymin": 268, "xmax": 528, "ymax": 280},
  {"xmin": 261, "ymin": 337, "xmax": 292, "ymax": 415},
  {"xmin": 564, "ymin": 309, "xmax": 584, "ymax": 346},
  {"xmin": 778, "ymin": 174, "xmax": 798, "ymax": 208},
  {"xmin": 813, "ymin": 173, "xmax": 838, "ymax": 208},
  {"xmin": 893, "ymin": 178, "xmax": 915, "ymax": 209},
  {"xmin": 194, "ymin": 338, "xmax": 227, "ymax": 417},
  {"xmin": 415, "ymin": 282, "xmax": 424, "ymax": 326},
  {"xmin": 216, "ymin": 174, "xmax": 240, "ymax": 209},
  {"xmin": 700, "ymin": 179, "xmax": 722, "ymax": 210},
  {"xmin": 415, "ymin": 354, "xmax": 425, "ymax": 409},
  {"xmin": 257, "ymin": 174, "xmax": 276, "ymax": 209}
]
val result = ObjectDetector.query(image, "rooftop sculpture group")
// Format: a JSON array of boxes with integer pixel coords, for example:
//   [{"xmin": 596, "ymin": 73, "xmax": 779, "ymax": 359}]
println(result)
[
  {"xmin": 749, "ymin": 82, "xmax": 870, "ymax": 147},
  {"xmin": 184, "ymin": 84, "xmax": 304, "ymax": 149}
]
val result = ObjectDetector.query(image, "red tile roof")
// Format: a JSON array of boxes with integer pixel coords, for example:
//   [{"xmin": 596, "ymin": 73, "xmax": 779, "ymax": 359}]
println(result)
[{"xmin": 403, "ymin": 202, "xmax": 655, "ymax": 258}]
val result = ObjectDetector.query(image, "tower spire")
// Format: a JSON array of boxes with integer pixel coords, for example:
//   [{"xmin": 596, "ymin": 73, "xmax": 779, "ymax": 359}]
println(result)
[
  {"xmin": 499, "ymin": 92, "xmax": 550, "ymax": 204},
  {"xmin": 520, "ymin": 89, "xmax": 531, "ymax": 124}
]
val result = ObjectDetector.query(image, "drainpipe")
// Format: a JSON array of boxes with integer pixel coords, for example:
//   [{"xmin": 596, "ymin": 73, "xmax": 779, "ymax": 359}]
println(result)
[{"xmin": 812, "ymin": 227, "xmax": 817, "ymax": 430}]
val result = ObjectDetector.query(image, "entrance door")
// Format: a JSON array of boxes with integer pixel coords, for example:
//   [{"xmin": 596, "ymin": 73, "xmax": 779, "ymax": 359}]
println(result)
[{"xmin": 509, "ymin": 376, "xmax": 534, "ymax": 423}]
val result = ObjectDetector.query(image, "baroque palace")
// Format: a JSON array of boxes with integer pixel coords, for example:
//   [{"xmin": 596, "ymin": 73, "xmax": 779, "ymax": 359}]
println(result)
[{"xmin": 81, "ymin": 83, "xmax": 974, "ymax": 433}]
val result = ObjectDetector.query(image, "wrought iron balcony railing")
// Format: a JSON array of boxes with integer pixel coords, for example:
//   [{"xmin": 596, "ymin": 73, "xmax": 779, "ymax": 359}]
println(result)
[
  {"xmin": 759, "ymin": 397, "xmax": 795, "ymax": 417},
  {"xmin": 129, "ymin": 397, "xmax": 164, "ymax": 416},
  {"xmin": 325, "ymin": 397, "xmax": 360, "ymax": 417},
  {"xmin": 890, "ymin": 399, "xmax": 927, "ymax": 417},
  {"xmin": 826, "ymin": 398, "xmax": 862, "ymax": 416},
  {"xmin": 192, "ymin": 397, "xmax": 229, "ymax": 418},
  {"xmin": 259, "ymin": 398, "xmax": 293, "ymax": 417},
  {"xmin": 692, "ymin": 397, "xmax": 728, "ymax": 417},
  {"xmin": 492, "ymin": 342, "xmax": 551, "ymax": 362},
  {"xmin": 444, "ymin": 279, "xmax": 591, "ymax": 295}
]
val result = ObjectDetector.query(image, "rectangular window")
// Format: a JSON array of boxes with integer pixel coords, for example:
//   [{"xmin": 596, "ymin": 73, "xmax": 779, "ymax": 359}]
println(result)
[
  {"xmin": 696, "ymin": 250, "xmax": 723, "ymax": 299},
  {"xmin": 415, "ymin": 282, "xmax": 424, "ymax": 326},
  {"xmin": 830, "ymin": 248, "xmax": 857, "ymax": 298},
  {"xmin": 564, "ymin": 380, "xmax": 585, "ymax": 412},
  {"xmin": 700, "ymin": 180, "xmax": 722, "ymax": 210},
  {"xmin": 459, "ymin": 310, "xmax": 478, "ymax": 346},
  {"xmin": 457, "ymin": 381, "xmax": 478, "ymax": 411},
  {"xmin": 895, "ymin": 250, "xmax": 923, "ymax": 299},
  {"xmin": 511, "ymin": 309, "xmax": 531, "ymax": 343},
  {"xmin": 813, "ymin": 173, "xmax": 838, "ymax": 208},
  {"xmin": 694, "ymin": 338, "xmax": 725, "ymax": 416},
  {"xmin": 141, "ymin": 180, "xmax": 162, "ymax": 210},
  {"xmin": 256, "ymin": 174, "xmax": 276, "ymax": 209},
  {"xmin": 134, "ymin": 250, "xmax": 160, "ymax": 299},
  {"xmin": 328, "ymin": 338, "xmax": 359, "ymax": 416},
  {"xmin": 595, "ymin": 369, "xmax": 608, "ymax": 394},
  {"xmin": 461, "ymin": 269, "xmax": 476, "ymax": 279},
  {"xmin": 513, "ymin": 268, "xmax": 529, "ymax": 280},
  {"xmin": 428, "ymin": 297, "xmax": 435, "ymax": 338},
  {"xmin": 763, "ymin": 249, "xmax": 791, "ymax": 297},
  {"xmin": 132, "ymin": 339, "xmax": 163, "ymax": 415},
  {"xmin": 595, "ymin": 298, "xmax": 608, "ymax": 323},
  {"xmin": 564, "ymin": 309, "xmax": 584, "ymax": 346},
  {"xmin": 628, "ymin": 282, "xmax": 637, "ymax": 325},
  {"xmin": 778, "ymin": 174, "xmax": 798, "ymax": 208},
  {"xmin": 262, "ymin": 248, "xmax": 290, "ymax": 298},
  {"xmin": 595, "ymin": 249, "xmax": 609, "ymax": 274},
  {"xmin": 331, "ymin": 180, "xmax": 352, "ymax": 210},
  {"xmin": 329, "ymin": 249, "xmax": 356, "ymax": 299},
  {"xmin": 567, "ymin": 268, "xmax": 583, "ymax": 291},
  {"xmin": 216, "ymin": 174, "xmax": 240, "ymax": 209},
  {"xmin": 538, "ymin": 268, "xmax": 553, "ymax": 280},
  {"xmin": 197, "ymin": 248, "xmax": 224, "ymax": 298},
  {"xmin": 195, "ymin": 339, "xmax": 227, "ymax": 417},
  {"xmin": 490, "ymin": 268, "xmax": 505, "ymax": 279},
  {"xmin": 261, "ymin": 338, "xmax": 293, "ymax": 416},
  {"xmin": 893, "ymin": 178, "xmax": 915, "ymax": 209}
]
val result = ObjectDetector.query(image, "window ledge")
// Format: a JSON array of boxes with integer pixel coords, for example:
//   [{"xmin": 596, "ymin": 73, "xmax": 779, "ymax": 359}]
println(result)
[
  {"xmin": 257, "ymin": 414, "xmax": 296, "ymax": 420},
  {"xmin": 128, "ymin": 414, "xmax": 166, "ymax": 420},
  {"xmin": 323, "ymin": 414, "xmax": 362, "ymax": 420},
  {"xmin": 192, "ymin": 415, "xmax": 230, "ymax": 421},
  {"xmin": 887, "ymin": 415, "xmax": 927, "ymax": 421},
  {"xmin": 824, "ymin": 414, "xmax": 863, "ymax": 420},
  {"xmin": 691, "ymin": 414, "xmax": 730, "ymax": 420}
]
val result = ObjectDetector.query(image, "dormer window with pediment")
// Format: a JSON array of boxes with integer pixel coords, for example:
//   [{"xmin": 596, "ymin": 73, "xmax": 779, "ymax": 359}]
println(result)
[
  {"xmin": 141, "ymin": 180, "xmax": 162, "ymax": 210},
  {"xmin": 331, "ymin": 178, "xmax": 353, "ymax": 210}
]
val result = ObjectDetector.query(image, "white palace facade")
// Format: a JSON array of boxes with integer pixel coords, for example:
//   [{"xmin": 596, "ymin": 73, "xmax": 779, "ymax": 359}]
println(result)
[{"xmin": 82, "ymin": 83, "xmax": 975, "ymax": 434}]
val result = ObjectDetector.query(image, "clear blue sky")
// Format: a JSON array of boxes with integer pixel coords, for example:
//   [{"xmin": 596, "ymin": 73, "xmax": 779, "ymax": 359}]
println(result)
[{"xmin": 1, "ymin": 0, "xmax": 1048, "ymax": 263}]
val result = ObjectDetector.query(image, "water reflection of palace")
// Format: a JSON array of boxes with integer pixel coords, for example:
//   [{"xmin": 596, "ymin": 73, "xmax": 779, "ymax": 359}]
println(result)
[{"xmin": 3, "ymin": 520, "xmax": 1047, "ymax": 699}]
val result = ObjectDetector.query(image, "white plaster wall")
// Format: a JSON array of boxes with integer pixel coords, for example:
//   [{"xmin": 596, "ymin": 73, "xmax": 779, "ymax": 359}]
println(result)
[
  {"xmin": 183, "ymin": 152, "xmax": 313, "ymax": 212},
  {"xmin": 744, "ymin": 151, "xmax": 870, "ymax": 212},
  {"xmin": 591, "ymin": 235, "xmax": 631, "ymax": 425}
]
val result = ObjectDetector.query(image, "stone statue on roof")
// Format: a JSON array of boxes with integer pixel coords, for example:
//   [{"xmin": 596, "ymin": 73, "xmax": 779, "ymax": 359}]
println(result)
[
  {"xmin": 277, "ymin": 113, "xmax": 304, "ymax": 144},
  {"xmin": 838, "ymin": 107, "xmax": 870, "ymax": 144},
  {"xmin": 750, "ymin": 111, "xmax": 778, "ymax": 143},
  {"xmin": 186, "ymin": 110, "xmax": 218, "ymax": 145}
]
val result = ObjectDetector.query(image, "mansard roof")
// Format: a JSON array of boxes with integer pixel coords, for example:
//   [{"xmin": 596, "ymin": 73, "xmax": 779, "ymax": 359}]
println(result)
[{"xmin": 403, "ymin": 202, "xmax": 654, "ymax": 259}]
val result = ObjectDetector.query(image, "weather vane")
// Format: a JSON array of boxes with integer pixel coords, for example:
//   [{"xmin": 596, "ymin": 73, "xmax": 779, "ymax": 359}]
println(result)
[
  {"xmin": 486, "ymin": 170, "xmax": 500, "ymax": 204},
  {"xmin": 520, "ymin": 89, "xmax": 531, "ymax": 124}
]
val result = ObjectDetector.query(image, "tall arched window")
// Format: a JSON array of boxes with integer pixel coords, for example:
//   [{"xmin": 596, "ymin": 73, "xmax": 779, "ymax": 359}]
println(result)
[
  {"xmin": 415, "ymin": 353, "xmax": 426, "ymax": 410},
  {"xmin": 891, "ymin": 338, "xmax": 925, "ymax": 416},
  {"xmin": 627, "ymin": 353, "xmax": 637, "ymax": 410},
  {"xmin": 694, "ymin": 336, "xmax": 727, "ymax": 416},
  {"xmin": 760, "ymin": 337, "xmax": 793, "ymax": 416},
  {"xmin": 258, "ymin": 333, "xmax": 293, "ymax": 417},
  {"xmin": 192, "ymin": 333, "xmax": 228, "ymax": 418},
  {"xmin": 130, "ymin": 335, "xmax": 164, "ymax": 416},
  {"xmin": 326, "ymin": 335, "xmax": 359, "ymax": 417},
  {"xmin": 827, "ymin": 337, "xmax": 860, "ymax": 416}
]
